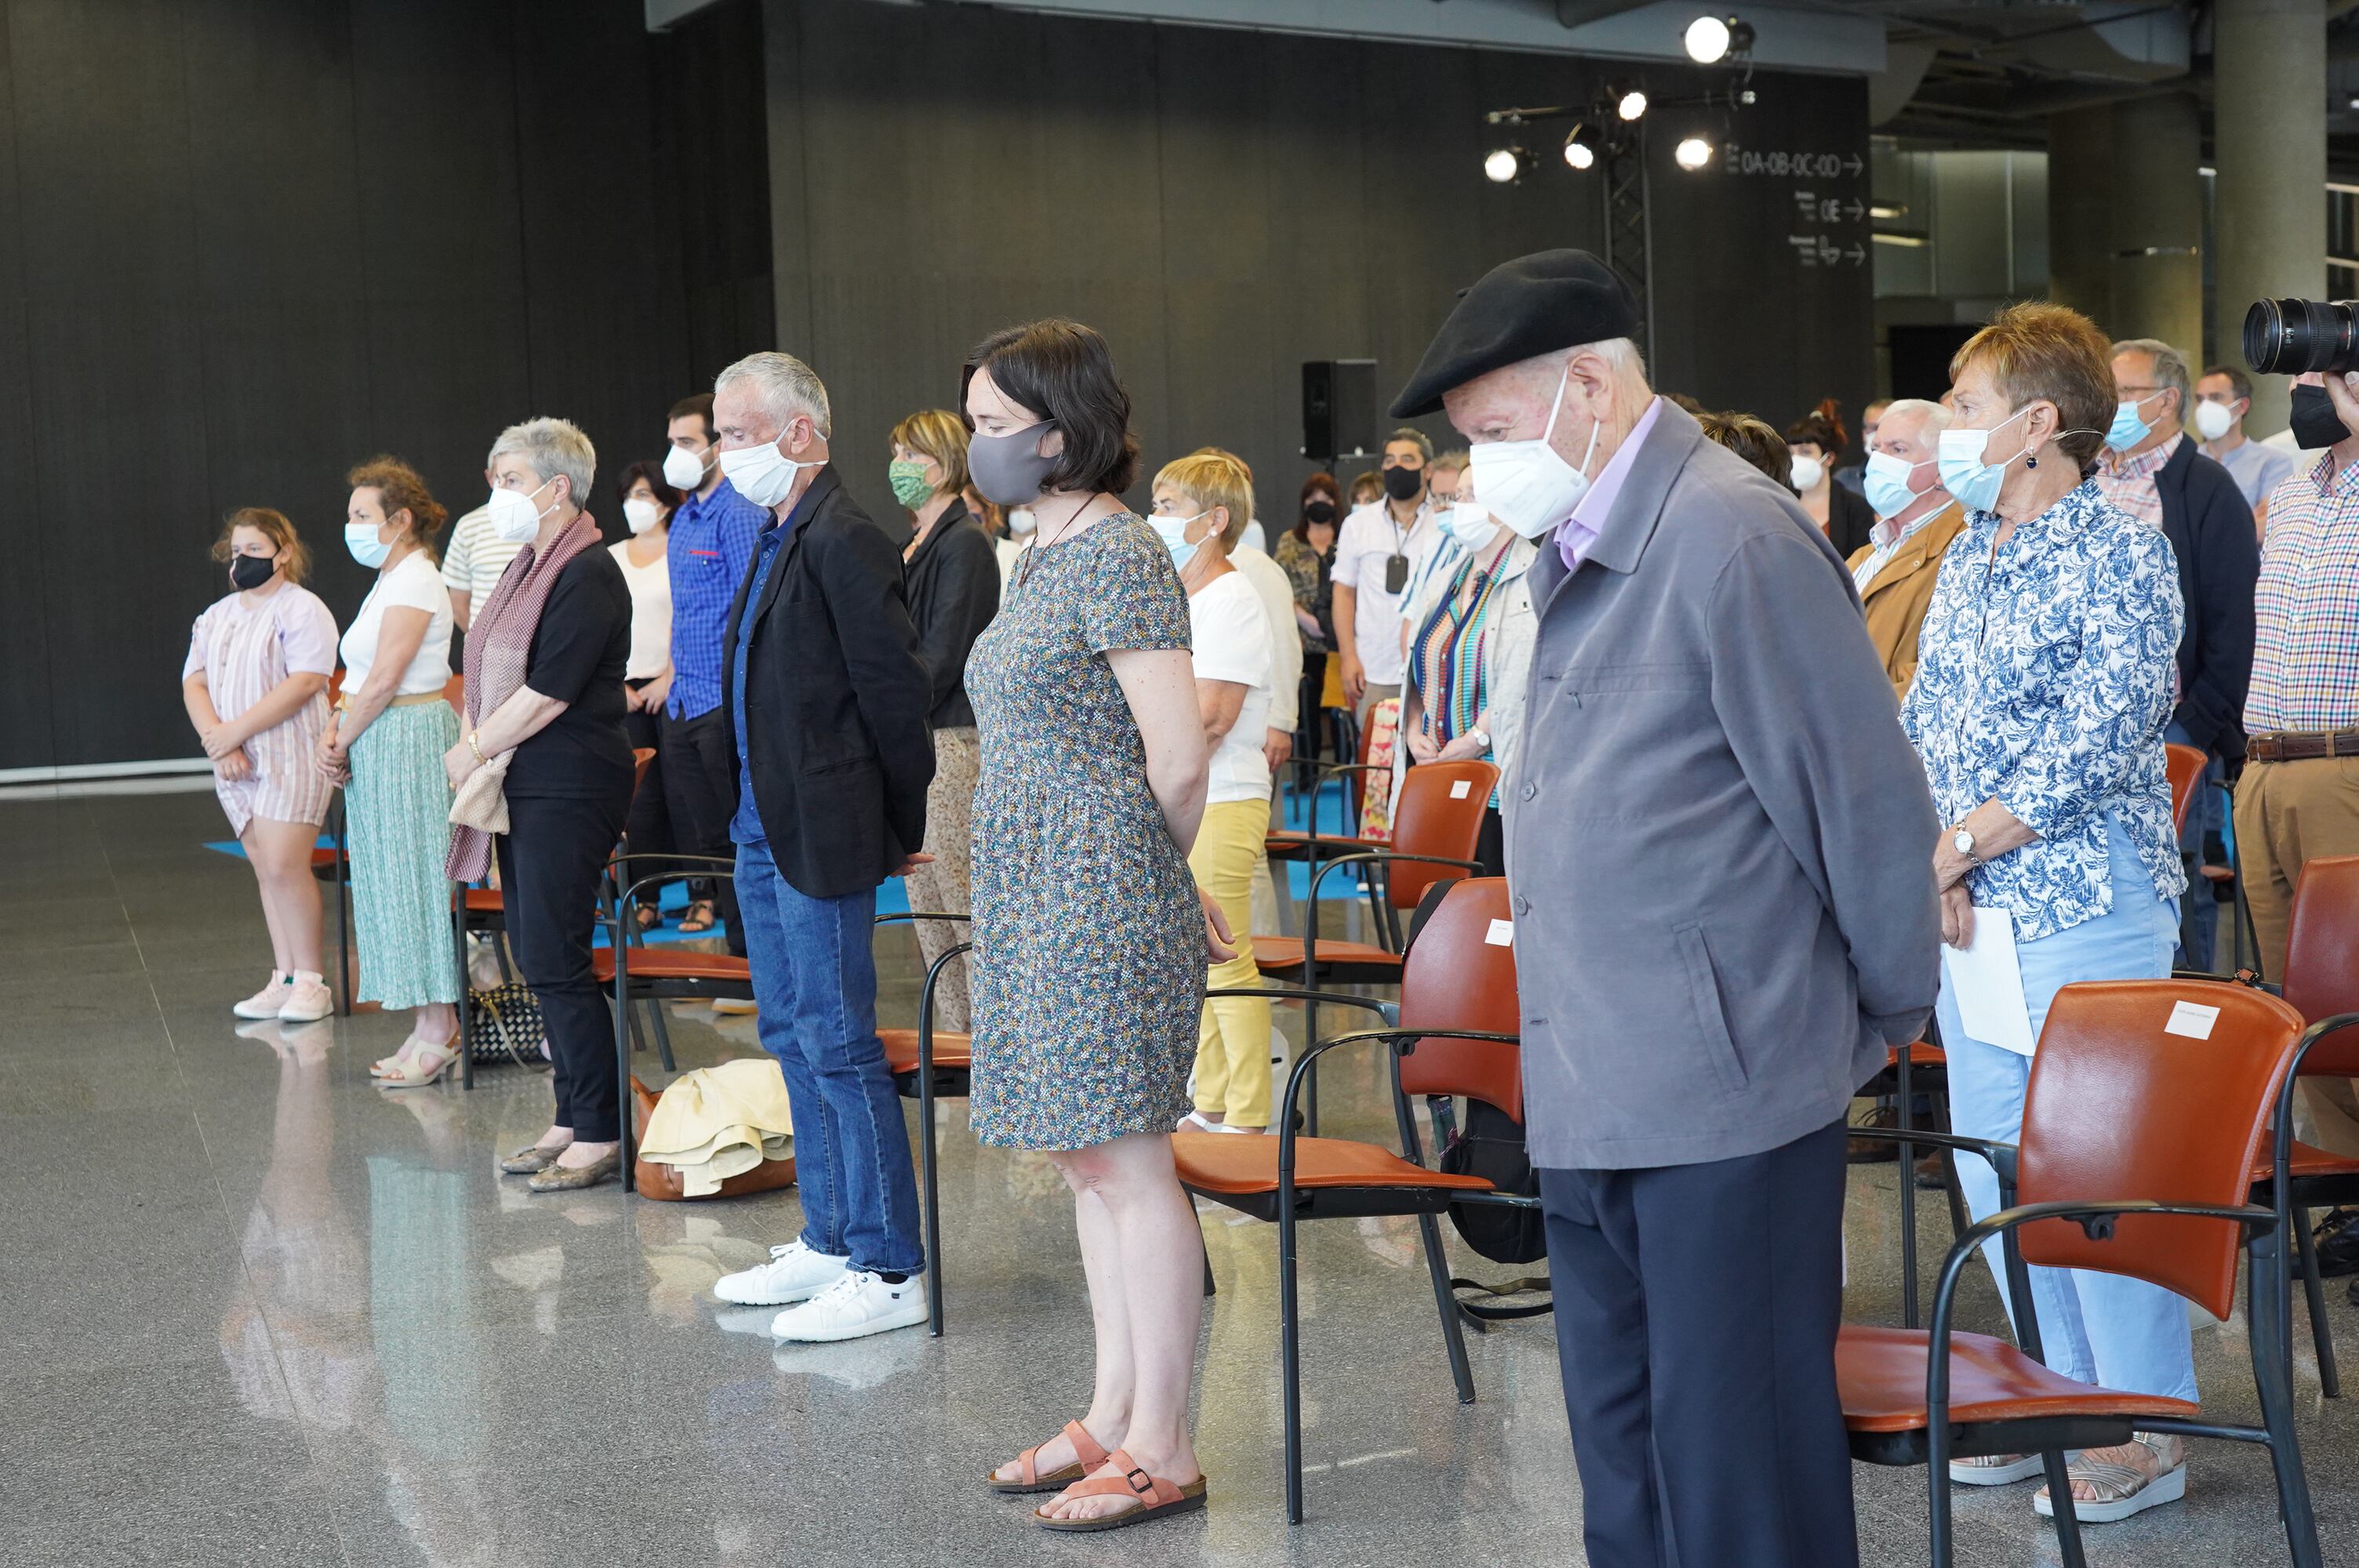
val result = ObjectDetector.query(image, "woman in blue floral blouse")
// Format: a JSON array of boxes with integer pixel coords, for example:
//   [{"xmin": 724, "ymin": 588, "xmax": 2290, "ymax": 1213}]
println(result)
[{"xmin": 1902, "ymin": 301, "xmax": 2192, "ymax": 1525}]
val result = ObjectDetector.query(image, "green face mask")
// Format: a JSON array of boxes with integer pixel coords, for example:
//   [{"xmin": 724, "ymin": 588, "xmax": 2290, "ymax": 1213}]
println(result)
[{"xmin": 888, "ymin": 458, "xmax": 935, "ymax": 510}]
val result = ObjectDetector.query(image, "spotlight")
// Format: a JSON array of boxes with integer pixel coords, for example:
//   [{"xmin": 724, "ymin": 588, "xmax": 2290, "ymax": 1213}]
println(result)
[
  {"xmin": 1484, "ymin": 146, "xmax": 1531, "ymax": 184},
  {"xmin": 1674, "ymin": 136, "xmax": 1715, "ymax": 172},
  {"xmin": 1684, "ymin": 16, "xmax": 1731, "ymax": 64},
  {"xmin": 1562, "ymin": 125, "xmax": 1598, "ymax": 171},
  {"xmin": 1615, "ymin": 85, "xmax": 1648, "ymax": 122}
]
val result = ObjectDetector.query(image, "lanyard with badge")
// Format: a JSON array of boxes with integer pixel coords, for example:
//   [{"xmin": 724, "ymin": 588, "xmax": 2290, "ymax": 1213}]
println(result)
[{"xmin": 1383, "ymin": 510, "xmax": 1411, "ymax": 594}]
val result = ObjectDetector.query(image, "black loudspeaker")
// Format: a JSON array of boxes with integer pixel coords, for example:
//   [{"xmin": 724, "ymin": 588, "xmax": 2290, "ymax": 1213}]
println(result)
[{"xmin": 1302, "ymin": 359, "xmax": 1377, "ymax": 461}]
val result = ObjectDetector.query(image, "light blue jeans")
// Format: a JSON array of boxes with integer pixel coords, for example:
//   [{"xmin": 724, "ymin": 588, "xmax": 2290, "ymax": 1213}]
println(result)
[{"xmin": 1936, "ymin": 815, "xmax": 2197, "ymax": 1402}]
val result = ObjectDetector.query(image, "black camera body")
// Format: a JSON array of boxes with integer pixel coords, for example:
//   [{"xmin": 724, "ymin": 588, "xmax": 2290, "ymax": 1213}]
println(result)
[{"xmin": 2245, "ymin": 298, "xmax": 2359, "ymax": 376}]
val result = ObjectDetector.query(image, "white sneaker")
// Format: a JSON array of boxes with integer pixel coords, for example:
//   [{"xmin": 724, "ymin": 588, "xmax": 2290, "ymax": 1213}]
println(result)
[
  {"xmin": 769, "ymin": 1270, "xmax": 927, "ymax": 1343},
  {"xmin": 278, "ymin": 972, "xmax": 333, "ymax": 1022},
  {"xmin": 713, "ymin": 1240, "xmax": 849, "ymax": 1306},
  {"xmin": 233, "ymin": 972, "xmax": 290, "ymax": 1019}
]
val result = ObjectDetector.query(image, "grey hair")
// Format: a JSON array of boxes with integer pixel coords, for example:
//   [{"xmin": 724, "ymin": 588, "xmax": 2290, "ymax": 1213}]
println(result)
[
  {"xmin": 1386, "ymin": 426, "xmax": 1435, "ymax": 464},
  {"xmin": 716, "ymin": 350, "xmax": 833, "ymax": 440},
  {"xmin": 1878, "ymin": 397, "xmax": 1951, "ymax": 441},
  {"xmin": 2111, "ymin": 337, "xmax": 2191, "ymax": 416},
  {"xmin": 1431, "ymin": 447, "xmax": 1471, "ymax": 475},
  {"xmin": 489, "ymin": 417, "xmax": 596, "ymax": 507}
]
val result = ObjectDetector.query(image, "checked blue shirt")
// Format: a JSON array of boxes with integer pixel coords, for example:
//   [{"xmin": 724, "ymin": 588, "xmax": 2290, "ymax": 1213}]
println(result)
[{"xmin": 664, "ymin": 477, "xmax": 769, "ymax": 720}]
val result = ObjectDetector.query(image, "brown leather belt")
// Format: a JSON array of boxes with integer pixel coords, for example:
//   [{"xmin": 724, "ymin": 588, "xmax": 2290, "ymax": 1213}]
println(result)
[{"xmin": 2246, "ymin": 728, "xmax": 2359, "ymax": 763}]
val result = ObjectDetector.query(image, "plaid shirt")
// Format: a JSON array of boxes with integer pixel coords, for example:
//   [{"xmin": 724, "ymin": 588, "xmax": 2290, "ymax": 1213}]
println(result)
[
  {"xmin": 663, "ymin": 477, "xmax": 769, "ymax": 720},
  {"xmin": 2246, "ymin": 449, "xmax": 2359, "ymax": 734},
  {"xmin": 2094, "ymin": 431, "xmax": 2179, "ymax": 531}
]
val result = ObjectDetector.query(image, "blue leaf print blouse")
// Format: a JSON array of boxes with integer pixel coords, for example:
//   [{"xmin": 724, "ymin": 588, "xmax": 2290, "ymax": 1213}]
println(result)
[{"xmin": 1899, "ymin": 479, "xmax": 2187, "ymax": 942}]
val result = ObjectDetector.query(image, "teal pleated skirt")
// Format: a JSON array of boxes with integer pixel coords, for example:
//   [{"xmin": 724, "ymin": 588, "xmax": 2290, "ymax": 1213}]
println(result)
[{"xmin": 345, "ymin": 700, "xmax": 461, "ymax": 1011}]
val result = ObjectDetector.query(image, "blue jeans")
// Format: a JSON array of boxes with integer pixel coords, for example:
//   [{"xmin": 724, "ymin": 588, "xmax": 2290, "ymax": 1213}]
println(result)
[
  {"xmin": 735, "ymin": 840, "xmax": 925, "ymax": 1276},
  {"xmin": 1936, "ymin": 815, "xmax": 2194, "ymax": 1402}
]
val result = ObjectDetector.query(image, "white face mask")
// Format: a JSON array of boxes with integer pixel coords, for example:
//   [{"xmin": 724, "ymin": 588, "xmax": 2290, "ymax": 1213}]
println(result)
[
  {"xmin": 1467, "ymin": 363, "xmax": 1603, "ymax": 540},
  {"xmin": 488, "ymin": 480, "xmax": 555, "ymax": 544},
  {"xmin": 1007, "ymin": 507, "xmax": 1038, "ymax": 537},
  {"xmin": 662, "ymin": 443, "xmax": 708, "ymax": 491},
  {"xmin": 1789, "ymin": 453, "xmax": 1826, "ymax": 492},
  {"xmin": 1441, "ymin": 499, "xmax": 1501, "ymax": 552},
  {"xmin": 2193, "ymin": 399, "xmax": 2237, "ymax": 442},
  {"xmin": 718, "ymin": 422, "xmax": 823, "ymax": 510},
  {"xmin": 623, "ymin": 497, "xmax": 662, "ymax": 535}
]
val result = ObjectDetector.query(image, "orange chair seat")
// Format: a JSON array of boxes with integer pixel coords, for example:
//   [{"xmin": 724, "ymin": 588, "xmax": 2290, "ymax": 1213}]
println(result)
[
  {"xmin": 1837, "ymin": 1323, "xmax": 2199, "ymax": 1433},
  {"xmin": 1171, "ymin": 1129, "xmax": 1493, "ymax": 1197},
  {"xmin": 1252, "ymin": 936, "xmax": 1401, "ymax": 975},
  {"xmin": 2201, "ymin": 864, "xmax": 2235, "ymax": 884},
  {"xmin": 1887, "ymin": 1042, "xmax": 1946, "ymax": 1069},
  {"xmin": 592, "ymin": 949, "xmax": 752, "ymax": 983},
  {"xmin": 1264, "ymin": 829, "xmax": 1379, "ymax": 859},
  {"xmin": 461, "ymin": 887, "xmax": 503, "ymax": 912},
  {"xmin": 310, "ymin": 847, "xmax": 343, "ymax": 869},
  {"xmin": 880, "ymin": 1029, "xmax": 972, "ymax": 1074},
  {"xmin": 2250, "ymin": 1131, "xmax": 2359, "ymax": 1185}
]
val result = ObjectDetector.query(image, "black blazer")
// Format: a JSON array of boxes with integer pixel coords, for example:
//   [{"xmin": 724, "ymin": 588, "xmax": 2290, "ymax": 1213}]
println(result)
[
  {"xmin": 901, "ymin": 498, "xmax": 1001, "ymax": 730},
  {"xmin": 720, "ymin": 466, "xmax": 936, "ymax": 899},
  {"xmin": 2154, "ymin": 438, "xmax": 2259, "ymax": 758},
  {"xmin": 1825, "ymin": 478, "xmax": 1876, "ymax": 560}
]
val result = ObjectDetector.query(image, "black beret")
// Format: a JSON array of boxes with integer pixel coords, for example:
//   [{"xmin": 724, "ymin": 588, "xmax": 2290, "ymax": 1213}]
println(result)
[{"xmin": 1389, "ymin": 249, "xmax": 1641, "ymax": 419}]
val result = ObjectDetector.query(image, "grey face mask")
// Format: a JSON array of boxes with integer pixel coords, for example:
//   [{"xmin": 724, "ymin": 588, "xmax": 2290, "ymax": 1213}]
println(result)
[{"xmin": 968, "ymin": 421, "xmax": 1060, "ymax": 506}]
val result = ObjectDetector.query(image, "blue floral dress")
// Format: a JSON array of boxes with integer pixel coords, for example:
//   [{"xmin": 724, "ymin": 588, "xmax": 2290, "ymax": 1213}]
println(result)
[{"xmin": 965, "ymin": 514, "xmax": 1205, "ymax": 1150}]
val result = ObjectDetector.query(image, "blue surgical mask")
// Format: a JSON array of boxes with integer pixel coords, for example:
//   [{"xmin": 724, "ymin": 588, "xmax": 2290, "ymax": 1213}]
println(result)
[
  {"xmin": 1934, "ymin": 404, "xmax": 2034, "ymax": 515},
  {"xmin": 345, "ymin": 520, "xmax": 391, "ymax": 569},
  {"xmin": 1861, "ymin": 451, "xmax": 1929, "ymax": 520},
  {"xmin": 1149, "ymin": 509, "xmax": 1204, "ymax": 571},
  {"xmin": 2105, "ymin": 392, "xmax": 2161, "ymax": 452}
]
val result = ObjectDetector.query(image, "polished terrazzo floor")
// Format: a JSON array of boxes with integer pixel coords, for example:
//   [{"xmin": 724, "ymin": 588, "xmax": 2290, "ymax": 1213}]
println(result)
[{"xmin": 9, "ymin": 788, "xmax": 2359, "ymax": 1567}]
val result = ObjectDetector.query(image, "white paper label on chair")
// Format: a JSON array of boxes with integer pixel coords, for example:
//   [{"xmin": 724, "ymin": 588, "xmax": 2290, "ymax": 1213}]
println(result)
[
  {"xmin": 2165, "ymin": 1000, "xmax": 2220, "ymax": 1040},
  {"xmin": 1485, "ymin": 919, "xmax": 1514, "ymax": 947},
  {"xmin": 1451, "ymin": 779, "xmax": 1473, "ymax": 799}
]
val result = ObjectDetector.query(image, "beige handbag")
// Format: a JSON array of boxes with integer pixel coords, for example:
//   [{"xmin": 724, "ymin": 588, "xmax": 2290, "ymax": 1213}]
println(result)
[{"xmin": 449, "ymin": 751, "xmax": 512, "ymax": 835}]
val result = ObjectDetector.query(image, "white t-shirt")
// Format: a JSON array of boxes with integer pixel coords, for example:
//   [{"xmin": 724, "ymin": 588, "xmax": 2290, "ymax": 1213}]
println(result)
[
  {"xmin": 340, "ymin": 550, "xmax": 454, "ymax": 695},
  {"xmin": 441, "ymin": 503, "xmax": 525, "ymax": 605},
  {"xmin": 1230, "ymin": 546, "xmax": 1301, "ymax": 733},
  {"xmin": 1331, "ymin": 499, "xmax": 1437, "ymax": 685},
  {"xmin": 1187, "ymin": 570, "xmax": 1274, "ymax": 805},
  {"xmin": 609, "ymin": 539, "xmax": 674, "ymax": 680}
]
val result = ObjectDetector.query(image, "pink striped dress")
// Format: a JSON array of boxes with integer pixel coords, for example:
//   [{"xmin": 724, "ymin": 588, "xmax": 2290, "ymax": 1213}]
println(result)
[{"xmin": 183, "ymin": 584, "xmax": 340, "ymax": 833}]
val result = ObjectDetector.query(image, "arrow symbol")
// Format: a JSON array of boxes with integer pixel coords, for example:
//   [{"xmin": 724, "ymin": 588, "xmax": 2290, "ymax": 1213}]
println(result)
[
  {"xmin": 1846, "ymin": 244, "xmax": 1867, "ymax": 265},
  {"xmin": 1846, "ymin": 198, "xmax": 1865, "ymax": 221},
  {"xmin": 1842, "ymin": 154, "xmax": 1864, "ymax": 176}
]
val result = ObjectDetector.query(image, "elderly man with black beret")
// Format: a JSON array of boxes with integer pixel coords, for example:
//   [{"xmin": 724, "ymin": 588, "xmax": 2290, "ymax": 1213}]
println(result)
[{"xmin": 1394, "ymin": 251, "xmax": 1940, "ymax": 1565}]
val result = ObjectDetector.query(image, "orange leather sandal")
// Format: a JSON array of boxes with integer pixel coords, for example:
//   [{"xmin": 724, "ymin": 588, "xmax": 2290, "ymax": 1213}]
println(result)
[
  {"xmin": 1032, "ymin": 1450, "xmax": 1209, "ymax": 1533},
  {"xmin": 988, "ymin": 1420, "xmax": 1108, "ymax": 1494}
]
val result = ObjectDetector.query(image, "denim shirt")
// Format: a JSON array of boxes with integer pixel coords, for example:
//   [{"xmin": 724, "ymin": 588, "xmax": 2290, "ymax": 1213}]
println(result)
[{"xmin": 1899, "ymin": 480, "xmax": 2188, "ymax": 942}]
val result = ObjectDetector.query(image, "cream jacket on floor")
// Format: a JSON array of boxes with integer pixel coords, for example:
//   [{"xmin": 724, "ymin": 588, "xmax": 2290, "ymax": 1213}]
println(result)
[{"xmin": 639, "ymin": 1057, "xmax": 795, "ymax": 1197}]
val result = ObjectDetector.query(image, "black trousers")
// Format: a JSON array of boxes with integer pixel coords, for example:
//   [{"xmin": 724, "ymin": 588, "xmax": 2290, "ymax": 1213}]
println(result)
[
  {"xmin": 620, "ymin": 688, "xmax": 672, "ymax": 907},
  {"xmin": 1538, "ymin": 1121, "xmax": 1855, "ymax": 1568},
  {"xmin": 655, "ymin": 704, "xmax": 743, "ymax": 955},
  {"xmin": 498, "ymin": 790, "xmax": 629, "ymax": 1142}
]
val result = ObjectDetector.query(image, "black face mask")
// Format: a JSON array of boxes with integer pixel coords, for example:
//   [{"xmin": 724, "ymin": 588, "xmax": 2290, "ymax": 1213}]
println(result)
[
  {"xmin": 1303, "ymin": 499, "xmax": 1335, "ymax": 525},
  {"xmin": 1382, "ymin": 464, "xmax": 1423, "ymax": 503},
  {"xmin": 229, "ymin": 554, "xmax": 277, "ymax": 591},
  {"xmin": 2290, "ymin": 384, "xmax": 2353, "ymax": 450}
]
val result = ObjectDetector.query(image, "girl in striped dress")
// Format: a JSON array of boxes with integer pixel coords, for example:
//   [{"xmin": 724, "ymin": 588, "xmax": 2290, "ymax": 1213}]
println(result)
[{"xmin": 181, "ymin": 508, "xmax": 340, "ymax": 1022}]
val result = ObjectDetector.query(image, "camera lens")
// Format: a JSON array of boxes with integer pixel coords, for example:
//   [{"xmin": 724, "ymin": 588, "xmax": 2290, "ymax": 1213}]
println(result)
[{"xmin": 2245, "ymin": 298, "xmax": 2359, "ymax": 376}]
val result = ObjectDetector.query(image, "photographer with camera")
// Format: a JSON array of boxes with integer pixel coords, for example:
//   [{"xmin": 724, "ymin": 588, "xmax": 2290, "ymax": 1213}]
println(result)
[{"xmin": 2234, "ymin": 312, "xmax": 2359, "ymax": 1173}]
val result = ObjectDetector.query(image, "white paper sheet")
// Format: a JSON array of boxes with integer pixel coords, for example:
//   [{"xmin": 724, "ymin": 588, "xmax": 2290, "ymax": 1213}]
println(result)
[{"xmin": 1939, "ymin": 904, "xmax": 2037, "ymax": 1055}]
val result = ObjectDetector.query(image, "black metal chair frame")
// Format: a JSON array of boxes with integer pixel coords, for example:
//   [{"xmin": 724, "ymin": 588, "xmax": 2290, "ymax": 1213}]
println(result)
[
  {"xmin": 609, "ymin": 854, "xmax": 752, "ymax": 1192},
  {"xmin": 876, "ymin": 911, "xmax": 971, "ymax": 1339},
  {"xmin": 1848, "ymin": 1012, "xmax": 2350, "ymax": 1568},
  {"xmin": 1868, "ymin": 1037, "xmax": 1972, "ymax": 1329},
  {"xmin": 1178, "ymin": 1006, "xmax": 1530, "ymax": 1524},
  {"xmin": 308, "ymin": 795, "xmax": 354, "ymax": 1017}
]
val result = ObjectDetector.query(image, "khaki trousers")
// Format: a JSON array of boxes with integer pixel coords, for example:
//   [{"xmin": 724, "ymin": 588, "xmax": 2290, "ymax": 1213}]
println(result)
[
  {"xmin": 2235, "ymin": 755, "xmax": 2359, "ymax": 1155},
  {"xmin": 903, "ymin": 726, "xmax": 979, "ymax": 1033}
]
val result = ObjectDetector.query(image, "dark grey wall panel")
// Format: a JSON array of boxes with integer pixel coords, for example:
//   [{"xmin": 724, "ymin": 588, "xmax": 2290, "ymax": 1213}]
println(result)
[
  {"xmin": 0, "ymin": 0, "xmax": 770, "ymax": 770},
  {"xmin": 761, "ymin": 0, "xmax": 1871, "ymax": 533}
]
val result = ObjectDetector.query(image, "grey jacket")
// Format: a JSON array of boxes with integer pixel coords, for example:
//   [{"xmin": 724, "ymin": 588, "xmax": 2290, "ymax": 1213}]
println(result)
[{"xmin": 1505, "ymin": 400, "xmax": 1940, "ymax": 1170}]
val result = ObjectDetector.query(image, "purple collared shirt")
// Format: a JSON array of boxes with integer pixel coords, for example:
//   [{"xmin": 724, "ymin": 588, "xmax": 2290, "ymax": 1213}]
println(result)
[{"xmin": 1556, "ymin": 396, "xmax": 1665, "ymax": 572}]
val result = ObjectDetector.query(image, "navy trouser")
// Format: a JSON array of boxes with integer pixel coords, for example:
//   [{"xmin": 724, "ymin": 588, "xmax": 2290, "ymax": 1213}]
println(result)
[{"xmin": 1539, "ymin": 1121, "xmax": 1855, "ymax": 1568}]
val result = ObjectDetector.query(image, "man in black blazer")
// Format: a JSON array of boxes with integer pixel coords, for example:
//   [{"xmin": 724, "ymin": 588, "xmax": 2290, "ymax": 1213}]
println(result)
[
  {"xmin": 2101, "ymin": 337, "xmax": 2259, "ymax": 968},
  {"xmin": 703, "ymin": 350, "xmax": 940, "ymax": 1345}
]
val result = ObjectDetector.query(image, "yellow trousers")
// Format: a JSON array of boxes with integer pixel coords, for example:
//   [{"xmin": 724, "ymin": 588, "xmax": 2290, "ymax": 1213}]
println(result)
[{"xmin": 1190, "ymin": 797, "xmax": 1271, "ymax": 1127}]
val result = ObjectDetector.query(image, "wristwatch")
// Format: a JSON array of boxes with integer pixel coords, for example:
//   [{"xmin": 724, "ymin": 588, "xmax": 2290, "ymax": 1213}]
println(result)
[
  {"xmin": 1467, "ymin": 726, "xmax": 1492, "ymax": 751},
  {"xmin": 1951, "ymin": 826, "xmax": 1979, "ymax": 866}
]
